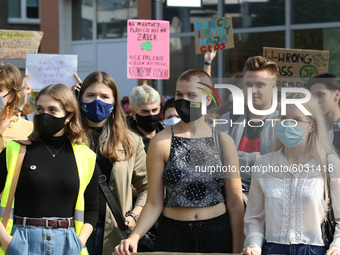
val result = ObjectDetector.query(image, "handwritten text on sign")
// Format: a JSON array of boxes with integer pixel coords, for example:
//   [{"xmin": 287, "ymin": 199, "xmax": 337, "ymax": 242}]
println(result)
[
  {"xmin": 26, "ymin": 54, "xmax": 78, "ymax": 91},
  {"xmin": 127, "ymin": 19, "xmax": 169, "ymax": 79},
  {"xmin": 263, "ymin": 47, "xmax": 329, "ymax": 86},
  {"xmin": 0, "ymin": 30, "xmax": 43, "ymax": 59},
  {"xmin": 194, "ymin": 17, "xmax": 234, "ymax": 54}
]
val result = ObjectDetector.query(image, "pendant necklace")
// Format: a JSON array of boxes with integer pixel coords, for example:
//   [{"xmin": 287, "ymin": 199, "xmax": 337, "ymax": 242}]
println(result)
[{"xmin": 39, "ymin": 139, "xmax": 67, "ymax": 158}]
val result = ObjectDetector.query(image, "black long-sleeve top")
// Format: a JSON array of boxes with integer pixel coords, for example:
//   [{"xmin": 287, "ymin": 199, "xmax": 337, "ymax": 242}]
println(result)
[
  {"xmin": 0, "ymin": 135, "xmax": 99, "ymax": 227},
  {"xmin": 89, "ymin": 127, "xmax": 113, "ymax": 227}
]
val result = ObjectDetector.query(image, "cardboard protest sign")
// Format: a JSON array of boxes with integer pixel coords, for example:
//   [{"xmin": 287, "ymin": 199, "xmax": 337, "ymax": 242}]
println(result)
[
  {"xmin": 26, "ymin": 54, "xmax": 78, "ymax": 91},
  {"xmin": 0, "ymin": 30, "xmax": 43, "ymax": 59},
  {"xmin": 263, "ymin": 47, "xmax": 329, "ymax": 87},
  {"xmin": 194, "ymin": 17, "xmax": 234, "ymax": 54},
  {"xmin": 127, "ymin": 19, "xmax": 170, "ymax": 80}
]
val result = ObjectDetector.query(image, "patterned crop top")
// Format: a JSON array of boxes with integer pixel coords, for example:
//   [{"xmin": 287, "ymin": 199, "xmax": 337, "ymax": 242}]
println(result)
[{"xmin": 163, "ymin": 126, "xmax": 225, "ymax": 207}]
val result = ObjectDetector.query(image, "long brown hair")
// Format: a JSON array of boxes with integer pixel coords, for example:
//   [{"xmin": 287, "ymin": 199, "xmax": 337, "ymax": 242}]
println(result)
[
  {"xmin": 77, "ymin": 71, "xmax": 135, "ymax": 162},
  {"xmin": 29, "ymin": 84, "xmax": 88, "ymax": 145}
]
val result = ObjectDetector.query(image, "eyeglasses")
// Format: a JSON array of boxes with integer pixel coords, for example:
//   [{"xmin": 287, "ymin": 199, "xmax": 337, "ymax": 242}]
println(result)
[{"xmin": 279, "ymin": 117, "xmax": 313, "ymax": 126}]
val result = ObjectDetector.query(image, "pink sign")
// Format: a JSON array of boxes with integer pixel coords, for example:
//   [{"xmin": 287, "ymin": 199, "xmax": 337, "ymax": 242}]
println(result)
[{"xmin": 127, "ymin": 19, "xmax": 170, "ymax": 80}]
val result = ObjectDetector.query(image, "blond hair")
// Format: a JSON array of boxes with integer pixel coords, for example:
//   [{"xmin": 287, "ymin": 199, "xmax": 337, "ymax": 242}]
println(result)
[
  {"xmin": 243, "ymin": 56, "xmax": 279, "ymax": 78},
  {"xmin": 129, "ymin": 84, "xmax": 161, "ymax": 112},
  {"xmin": 274, "ymin": 94, "xmax": 337, "ymax": 215},
  {"xmin": 274, "ymin": 94, "xmax": 337, "ymax": 165}
]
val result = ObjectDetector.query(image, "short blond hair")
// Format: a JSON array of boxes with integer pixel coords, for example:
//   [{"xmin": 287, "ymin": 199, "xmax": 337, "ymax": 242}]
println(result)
[
  {"xmin": 129, "ymin": 84, "xmax": 161, "ymax": 111},
  {"xmin": 243, "ymin": 56, "xmax": 279, "ymax": 78}
]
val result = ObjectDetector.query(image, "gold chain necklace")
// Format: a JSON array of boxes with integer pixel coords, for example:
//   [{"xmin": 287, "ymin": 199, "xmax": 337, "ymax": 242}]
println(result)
[{"xmin": 39, "ymin": 139, "xmax": 67, "ymax": 158}]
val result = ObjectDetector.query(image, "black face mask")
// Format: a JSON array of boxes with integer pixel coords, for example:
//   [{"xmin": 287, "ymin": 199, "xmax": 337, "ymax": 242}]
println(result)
[
  {"xmin": 35, "ymin": 113, "xmax": 69, "ymax": 137},
  {"xmin": 136, "ymin": 113, "xmax": 160, "ymax": 132},
  {"xmin": 175, "ymin": 99, "xmax": 202, "ymax": 123}
]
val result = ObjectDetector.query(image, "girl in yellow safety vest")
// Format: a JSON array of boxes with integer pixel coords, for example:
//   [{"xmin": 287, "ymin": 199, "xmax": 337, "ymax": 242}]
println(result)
[{"xmin": 0, "ymin": 83, "xmax": 98, "ymax": 255}]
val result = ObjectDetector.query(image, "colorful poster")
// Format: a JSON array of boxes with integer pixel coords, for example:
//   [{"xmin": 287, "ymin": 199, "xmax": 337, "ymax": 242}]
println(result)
[
  {"xmin": 194, "ymin": 17, "xmax": 234, "ymax": 54},
  {"xmin": 26, "ymin": 54, "xmax": 78, "ymax": 91},
  {"xmin": 263, "ymin": 47, "xmax": 329, "ymax": 87},
  {"xmin": 0, "ymin": 30, "xmax": 43, "ymax": 59},
  {"xmin": 127, "ymin": 19, "xmax": 170, "ymax": 80}
]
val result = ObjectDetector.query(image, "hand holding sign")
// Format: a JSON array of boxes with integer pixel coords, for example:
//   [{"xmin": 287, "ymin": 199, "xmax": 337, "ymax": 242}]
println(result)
[{"xmin": 26, "ymin": 54, "xmax": 78, "ymax": 91}]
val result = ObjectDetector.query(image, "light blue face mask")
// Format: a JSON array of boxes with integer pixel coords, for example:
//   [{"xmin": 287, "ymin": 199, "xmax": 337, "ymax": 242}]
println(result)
[
  {"xmin": 0, "ymin": 90, "xmax": 11, "ymax": 111},
  {"xmin": 163, "ymin": 117, "xmax": 181, "ymax": 128},
  {"xmin": 0, "ymin": 96, "xmax": 4, "ymax": 111},
  {"xmin": 276, "ymin": 121, "xmax": 312, "ymax": 148}
]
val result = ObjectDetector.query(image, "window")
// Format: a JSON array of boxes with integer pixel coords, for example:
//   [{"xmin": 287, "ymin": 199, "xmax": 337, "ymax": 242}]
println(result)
[
  {"xmin": 72, "ymin": 0, "xmax": 94, "ymax": 40},
  {"xmin": 97, "ymin": 0, "xmax": 137, "ymax": 39},
  {"xmin": 72, "ymin": 0, "xmax": 137, "ymax": 40},
  {"xmin": 8, "ymin": 0, "xmax": 40, "ymax": 24}
]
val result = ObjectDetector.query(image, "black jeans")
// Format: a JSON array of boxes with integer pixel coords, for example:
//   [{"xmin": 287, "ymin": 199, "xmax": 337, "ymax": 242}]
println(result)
[{"xmin": 154, "ymin": 212, "xmax": 233, "ymax": 253}]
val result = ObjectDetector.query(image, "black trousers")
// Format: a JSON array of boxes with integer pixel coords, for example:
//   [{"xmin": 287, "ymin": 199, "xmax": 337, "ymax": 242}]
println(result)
[{"xmin": 154, "ymin": 212, "xmax": 233, "ymax": 253}]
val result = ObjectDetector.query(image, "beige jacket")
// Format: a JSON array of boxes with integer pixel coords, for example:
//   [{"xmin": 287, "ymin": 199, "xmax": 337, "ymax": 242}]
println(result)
[
  {"xmin": 0, "ymin": 117, "xmax": 33, "ymax": 151},
  {"xmin": 102, "ymin": 131, "xmax": 148, "ymax": 254}
]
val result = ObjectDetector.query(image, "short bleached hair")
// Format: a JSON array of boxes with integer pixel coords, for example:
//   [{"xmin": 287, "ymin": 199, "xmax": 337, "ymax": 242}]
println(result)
[{"xmin": 129, "ymin": 84, "xmax": 161, "ymax": 111}]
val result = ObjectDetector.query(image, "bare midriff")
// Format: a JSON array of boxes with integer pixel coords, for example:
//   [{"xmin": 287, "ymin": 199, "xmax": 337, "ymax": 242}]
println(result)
[{"xmin": 163, "ymin": 202, "xmax": 226, "ymax": 221}]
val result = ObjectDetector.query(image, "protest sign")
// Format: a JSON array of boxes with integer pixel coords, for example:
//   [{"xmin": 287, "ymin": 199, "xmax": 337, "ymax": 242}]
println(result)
[
  {"xmin": 0, "ymin": 30, "xmax": 43, "ymax": 59},
  {"xmin": 127, "ymin": 19, "xmax": 170, "ymax": 80},
  {"xmin": 263, "ymin": 47, "xmax": 329, "ymax": 87},
  {"xmin": 194, "ymin": 17, "xmax": 234, "ymax": 54},
  {"xmin": 26, "ymin": 54, "xmax": 78, "ymax": 91}
]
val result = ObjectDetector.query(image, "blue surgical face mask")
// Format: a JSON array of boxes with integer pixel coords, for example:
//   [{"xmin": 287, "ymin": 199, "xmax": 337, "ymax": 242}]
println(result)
[
  {"xmin": 276, "ymin": 121, "xmax": 311, "ymax": 148},
  {"xmin": 163, "ymin": 117, "xmax": 181, "ymax": 128},
  {"xmin": 81, "ymin": 100, "xmax": 114, "ymax": 122}
]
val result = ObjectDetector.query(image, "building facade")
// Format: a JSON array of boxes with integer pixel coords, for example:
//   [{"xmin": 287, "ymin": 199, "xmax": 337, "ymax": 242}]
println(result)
[{"xmin": 3, "ymin": 0, "xmax": 340, "ymax": 97}]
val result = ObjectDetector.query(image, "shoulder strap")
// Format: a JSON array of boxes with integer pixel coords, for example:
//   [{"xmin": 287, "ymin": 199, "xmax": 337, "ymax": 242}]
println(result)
[
  {"xmin": 3, "ymin": 144, "xmax": 26, "ymax": 228},
  {"xmin": 170, "ymin": 125, "xmax": 174, "ymax": 136},
  {"xmin": 323, "ymin": 154, "xmax": 332, "ymax": 221},
  {"xmin": 212, "ymin": 128, "xmax": 223, "ymax": 162},
  {"xmin": 326, "ymin": 155, "xmax": 332, "ymax": 206},
  {"xmin": 96, "ymin": 164, "xmax": 128, "ymax": 231}
]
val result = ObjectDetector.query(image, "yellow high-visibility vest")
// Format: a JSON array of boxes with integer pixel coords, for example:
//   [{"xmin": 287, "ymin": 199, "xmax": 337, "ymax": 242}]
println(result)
[{"xmin": 0, "ymin": 140, "xmax": 96, "ymax": 255}]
